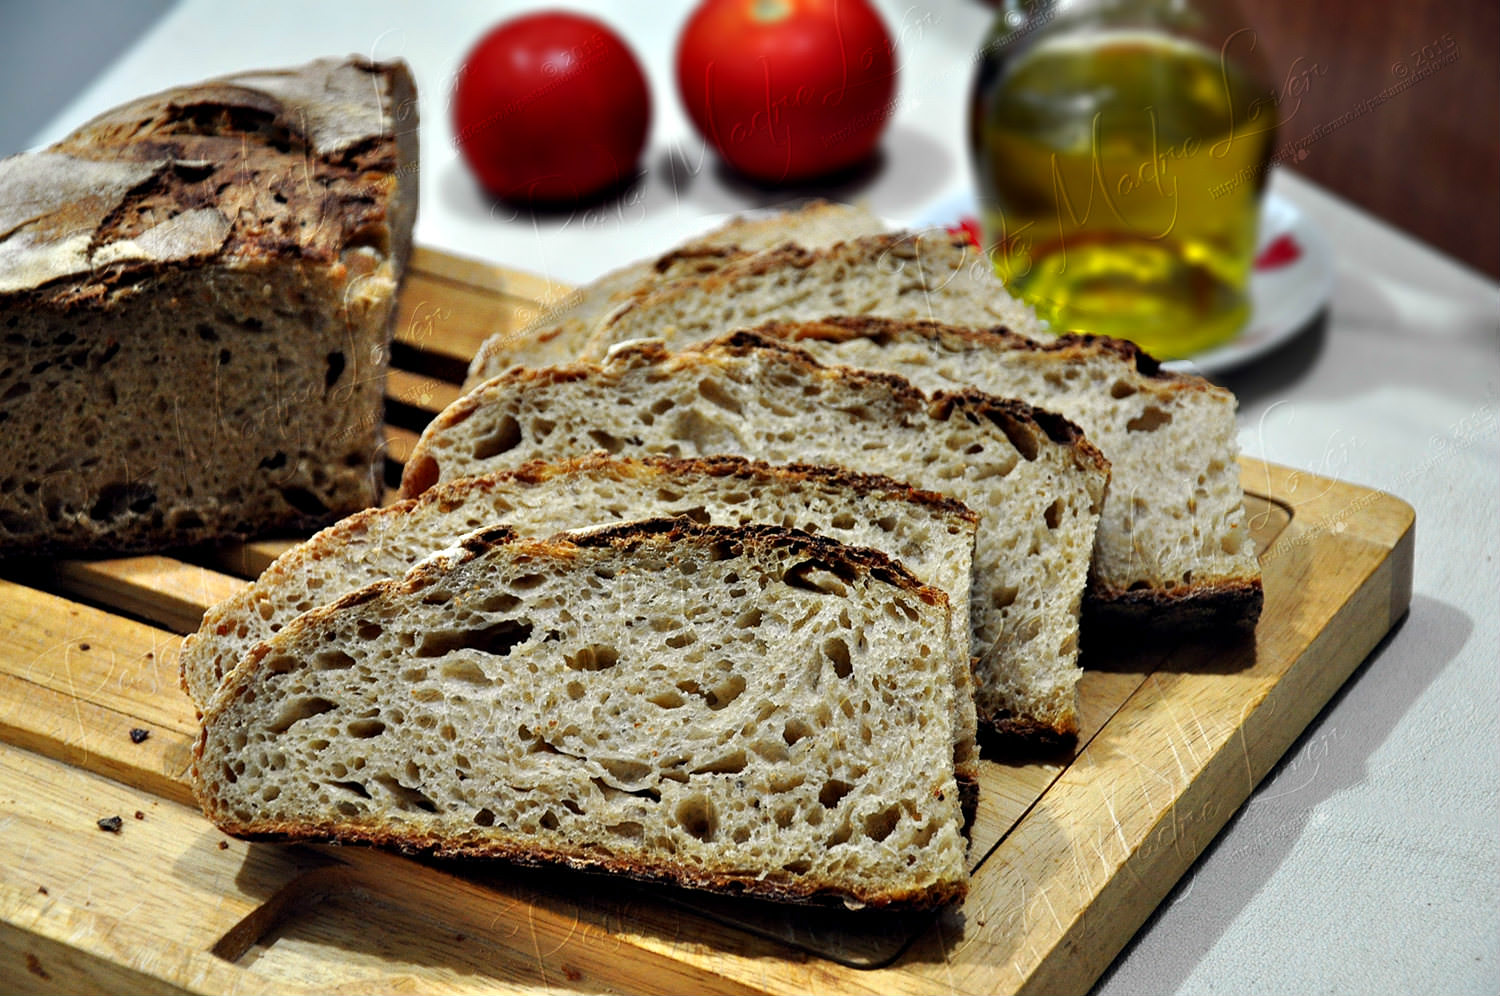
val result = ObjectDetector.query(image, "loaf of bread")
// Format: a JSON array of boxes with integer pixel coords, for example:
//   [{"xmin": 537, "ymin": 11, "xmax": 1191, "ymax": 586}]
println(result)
[
  {"xmin": 181, "ymin": 452, "xmax": 981, "ymax": 803},
  {"xmin": 0, "ymin": 57, "xmax": 418, "ymax": 556},
  {"xmin": 194, "ymin": 519, "xmax": 969, "ymax": 910},
  {"xmin": 464, "ymin": 201, "xmax": 888, "ymax": 384},
  {"xmin": 754, "ymin": 317, "xmax": 1262, "ymax": 631},
  {"xmin": 574, "ymin": 231, "xmax": 1045, "ymax": 361},
  {"xmin": 402, "ymin": 332, "xmax": 1109, "ymax": 742}
]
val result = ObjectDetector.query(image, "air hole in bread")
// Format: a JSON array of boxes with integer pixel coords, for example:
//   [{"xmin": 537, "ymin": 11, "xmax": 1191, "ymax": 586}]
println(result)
[
  {"xmin": 564, "ymin": 644, "xmax": 618, "ymax": 672},
  {"xmin": 675, "ymin": 795, "xmax": 717, "ymax": 842},
  {"xmin": 785, "ymin": 559, "xmax": 852, "ymax": 597},
  {"xmin": 823, "ymin": 637, "xmax": 853, "ymax": 678},
  {"xmin": 355, "ymin": 620, "xmax": 383, "ymax": 640},
  {"xmin": 666, "ymin": 409, "xmax": 714, "ymax": 453},
  {"xmin": 474, "ymin": 807, "xmax": 496, "ymax": 827},
  {"xmin": 648, "ymin": 689, "xmax": 685, "ymax": 709},
  {"xmin": 330, "ymin": 779, "xmax": 371, "ymax": 799},
  {"xmin": 593, "ymin": 757, "xmax": 650, "ymax": 788},
  {"xmin": 472, "ymin": 415, "xmax": 522, "ymax": 459},
  {"xmin": 1044, "ymin": 499, "xmax": 1064, "ymax": 530},
  {"xmin": 697, "ymin": 377, "xmax": 744, "ymax": 416},
  {"xmin": 374, "ymin": 775, "xmax": 437, "ymax": 813},
  {"xmin": 1110, "ymin": 379, "xmax": 1138, "ymax": 399},
  {"xmin": 989, "ymin": 412, "xmax": 1040, "ymax": 461},
  {"xmin": 691, "ymin": 749, "xmax": 747, "ymax": 775},
  {"xmin": 734, "ymin": 608, "xmax": 763, "ymax": 629},
  {"xmin": 587, "ymin": 428, "xmax": 624, "ymax": 454},
  {"xmin": 266, "ymin": 696, "xmax": 336, "ymax": 734},
  {"xmin": 477, "ymin": 593, "xmax": 522, "ymax": 613},
  {"xmin": 313, "ymin": 649, "xmax": 356, "ymax": 670},
  {"xmin": 264, "ymin": 655, "xmax": 297, "ymax": 675},
  {"xmin": 863, "ymin": 804, "xmax": 901, "ymax": 843},
  {"xmin": 664, "ymin": 631, "xmax": 696, "ymax": 649},
  {"xmin": 819, "ymin": 779, "xmax": 854, "ymax": 809},
  {"xmin": 1126, "ymin": 406, "xmax": 1173, "ymax": 432},
  {"xmin": 607, "ymin": 820, "xmax": 644, "ymax": 839},
  {"xmin": 417, "ymin": 619, "xmax": 532, "ymax": 658},
  {"xmin": 512, "ymin": 572, "xmax": 547, "ymax": 590},
  {"xmin": 440, "ymin": 658, "xmax": 491, "ymax": 685},
  {"xmin": 346, "ymin": 719, "xmax": 386, "ymax": 739}
]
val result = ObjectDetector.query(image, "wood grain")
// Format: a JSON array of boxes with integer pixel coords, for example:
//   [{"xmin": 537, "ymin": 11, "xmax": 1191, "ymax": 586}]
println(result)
[{"xmin": 0, "ymin": 248, "xmax": 1415, "ymax": 995}]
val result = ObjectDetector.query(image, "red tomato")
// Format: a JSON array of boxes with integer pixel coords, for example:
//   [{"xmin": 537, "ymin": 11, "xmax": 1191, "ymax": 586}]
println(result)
[
  {"xmin": 676, "ymin": 0, "xmax": 898, "ymax": 184},
  {"xmin": 453, "ymin": 13, "xmax": 651, "ymax": 204}
]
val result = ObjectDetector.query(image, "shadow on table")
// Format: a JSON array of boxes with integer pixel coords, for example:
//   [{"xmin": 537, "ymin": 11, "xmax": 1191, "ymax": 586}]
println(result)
[{"xmin": 1089, "ymin": 593, "xmax": 1471, "ymax": 994}]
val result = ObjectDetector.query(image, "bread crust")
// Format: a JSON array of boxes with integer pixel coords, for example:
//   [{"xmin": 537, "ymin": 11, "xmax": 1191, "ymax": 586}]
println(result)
[
  {"xmin": 0, "ymin": 57, "xmax": 416, "ymax": 558},
  {"xmin": 204, "ymin": 818, "xmax": 966, "ymax": 911},
  {"xmin": 4, "ymin": 57, "xmax": 415, "ymax": 304},
  {"xmin": 1084, "ymin": 576, "xmax": 1264, "ymax": 633}
]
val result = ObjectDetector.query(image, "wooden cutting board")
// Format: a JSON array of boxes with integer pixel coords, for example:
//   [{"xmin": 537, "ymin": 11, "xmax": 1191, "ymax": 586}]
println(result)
[{"xmin": 0, "ymin": 248, "xmax": 1414, "ymax": 996}]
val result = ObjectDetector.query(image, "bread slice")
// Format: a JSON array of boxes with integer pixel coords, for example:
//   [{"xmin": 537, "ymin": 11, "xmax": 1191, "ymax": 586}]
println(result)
[
  {"xmin": 0, "ymin": 57, "xmax": 417, "ymax": 556},
  {"xmin": 754, "ymin": 317, "xmax": 1262, "ymax": 631},
  {"xmin": 465, "ymin": 201, "xmax": 888, "ymax": 385},
  {"xmin": 180, "ymin": 453, "xmax": 981, "ymax": 797},
  {"xmin": 578, "ymin": 231, "xmax": 1045, "ymax": 360},
  {"xmin": 194, "ymin": 519, "xmax": 968, "ymax": 910},
  {"xmin": 402, "ymin": 332, "xmax": 1109, "ymax": 741}
]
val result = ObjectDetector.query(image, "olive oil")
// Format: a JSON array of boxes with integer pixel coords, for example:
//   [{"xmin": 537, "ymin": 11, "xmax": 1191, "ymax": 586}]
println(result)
[{"xmin": 972, "ymin": 30, "xmax": 1276, "ymax": 358}]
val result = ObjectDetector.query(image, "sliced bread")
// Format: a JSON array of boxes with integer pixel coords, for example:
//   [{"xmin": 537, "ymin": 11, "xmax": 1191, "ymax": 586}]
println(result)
[
  {"xmin": 401, "ymin": 332, "xmax": 1110, "ymax": 742},
  {"xmin": 181, "ymin": 453, "xmax": 981, "ymax": 798},
  {"xmin": 754, "ymin": 317, "xmax": 1262, "ymax": 631},
  {"xmin": 578, "ymin": 231, "xmax": 1045, "ymax": 360},
  {"xmin": 465, "ymin": 201, "xmax": 888, "ymax": 384},
  {"xmin": 194, "ymin": 519, "xmax": 968, "ymax": 910}
]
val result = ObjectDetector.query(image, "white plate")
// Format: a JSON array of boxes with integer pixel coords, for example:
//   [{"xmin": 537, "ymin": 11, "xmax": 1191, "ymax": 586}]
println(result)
[{"xmin": 910, "ymin": 189, "xmax": 1334, "ymax": 375}]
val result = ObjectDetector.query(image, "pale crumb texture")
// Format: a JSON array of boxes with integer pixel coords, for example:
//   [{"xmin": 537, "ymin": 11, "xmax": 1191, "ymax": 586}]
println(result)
[
  {"xmin": 580, "ymin": 232, "xmax": 1045, "ymax": 360},
  {"xmin": 195, "ymin": 523, "xmax": 967, "ymax": 910},
  {"xmin": 402, "ymin": 334, "xmax": 1108, "ymax": 739},
  {"xmin": 768, "ymin": 318, "xmax": 1261, "ymax": 624},
  {"xmin": 181, "ymin": 453, "xmax": 981, "ymax": 783},
  {"xmin": 465, "ymin": 201, "xmax": 890, "ymax": 386}
]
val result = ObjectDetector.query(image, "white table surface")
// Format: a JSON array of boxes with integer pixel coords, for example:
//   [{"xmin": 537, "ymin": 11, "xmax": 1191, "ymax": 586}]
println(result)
[{"xmin": 16, "ymin": 1, "xmax": 1499, "ymax": 992}]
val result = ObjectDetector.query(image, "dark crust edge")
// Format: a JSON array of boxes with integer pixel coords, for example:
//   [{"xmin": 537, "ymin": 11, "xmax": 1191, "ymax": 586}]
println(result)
[
  {"xmin": 4, "ymin": 57, "xmax": 414, "ymax": 302},
  {"xmin": 696, "ymin": 329, "xmax": 1111, "ymax": 479},
  {"xmin": 564, "ymin": 517, "xmax": 947, "ymax": 608},
  {"xmin": 1084, "ymin": 576, "xmax": 1264, "ymax": 634},
  {"xmin": 767, "ymin": 314, "xmax": 1229, "ymax": 395},
  {"xmin": 493, "ymin": 452, "xmax": 980, "ymax": 526},
  {"xmin": 202, "ymin": 816, "xmax": 967, "ymax": 911},
  {"xmin": 976, "ymin": 718, "xmax": 1078, "ymax": 759}
]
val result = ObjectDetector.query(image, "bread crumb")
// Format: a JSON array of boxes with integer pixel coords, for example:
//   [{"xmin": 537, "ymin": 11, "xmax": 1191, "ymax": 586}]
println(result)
[
  {"xmin": 37, "ymin": 885, "xmax": 48, "ymax": 895},
  {"xmin": 134, "ymin": 811, "xmax": 145, "ymax": 821},
  {"xmin": 217, "ymin": 840, "xmax": 230, "ymax": 850},
  {"xmin": 97, "ymin": 816, "xmax": 123, "ymax": 833},
  {"xmin": 129, "ymin": 728, "xmax": 150, "ymax": 743}
]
